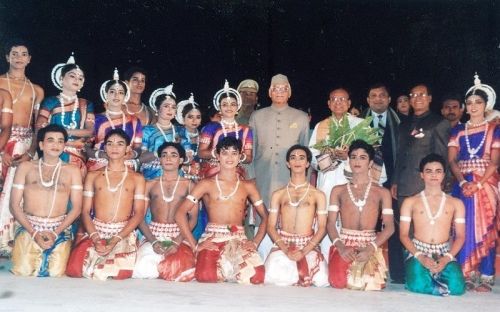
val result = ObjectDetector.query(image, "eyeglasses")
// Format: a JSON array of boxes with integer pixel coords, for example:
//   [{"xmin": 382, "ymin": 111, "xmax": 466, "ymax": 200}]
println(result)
[
  {"xmin": 409, "ymin": 93, "xmax": 430, "ymax": 98},
  {"xmin": 329, "ymin": 96, "xmax": 349, "ymax": 103},
  {"xmin": 271, "ymin": 86, "xmax": 289, "ymax": 93}
]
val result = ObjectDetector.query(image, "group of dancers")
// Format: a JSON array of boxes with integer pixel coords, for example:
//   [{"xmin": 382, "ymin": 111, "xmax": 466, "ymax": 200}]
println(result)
[{"xmin": 0, "ymin": 39, "xmax": 498, "ymax": 297}]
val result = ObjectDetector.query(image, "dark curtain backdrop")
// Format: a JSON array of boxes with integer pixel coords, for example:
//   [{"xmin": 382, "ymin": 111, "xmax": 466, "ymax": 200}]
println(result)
[{"xmin": 0, "ymin": 0, "xmax": 498, "ymax": 124}]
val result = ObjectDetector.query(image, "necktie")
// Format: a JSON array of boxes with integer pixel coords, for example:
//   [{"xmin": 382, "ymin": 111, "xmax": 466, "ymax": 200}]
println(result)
[{"xmin": 377, "ymin": 114, "xmax": 385, "ymax": 137}]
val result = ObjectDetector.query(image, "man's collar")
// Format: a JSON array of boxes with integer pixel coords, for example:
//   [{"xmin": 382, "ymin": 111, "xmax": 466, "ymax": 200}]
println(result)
[
  {"xmin": 371, "ymin": 110, "xmax": 388, "ymax": 118},
  {"xmin": 270, "ymin": 103, "xmax": 289, "ymax": 112},
  {"xmin": 414, "ymin": 110, "xmax": 431, "ymax": 119}
]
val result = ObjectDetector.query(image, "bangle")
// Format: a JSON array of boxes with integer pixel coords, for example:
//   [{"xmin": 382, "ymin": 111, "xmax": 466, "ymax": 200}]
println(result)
[
  {"xmin": 151, "ymin": 240, "xmax": 159, "ymax": 247},
  {"xmin": 132, "ymin": 150, "xmax": 138, "ymax": 159},
  {"xmin": 94, "ymin": 150, "xmax": 100, "ymax": 159},
  {"xmin": 444, "ymin": 252, "xmax": 455, "ymax": 261},
  {"xmin": 171, "ymin": 240, "xmax": 179, "ymax": 246},
  {"xmin": 332, "ymin": 238, "xmax": 341, "ymax": 246},
  {"xmin": 31, "ymin": 230, "xmax": 39, "ymax": 240},
  {"xmin": 459, "ymin": 180, "xmax": 467, "ymax": 187},
  {"xmin": 414, "ymin": 251, "xmax": 423, "ymax": 258},
  {"xmin": 26, "ymin": 152, "xmax": 34, "ymax": 159},
  {"xmin": 476, "ymin": 182, "xmax": 483, "ymax": 189},
  {"xmin": 112, "ymin": 234, "xmax": 122, "ymax": 242},
  {"xmin": 89, "ymin": 232, "xmax": 99, "ymax": 239},
  {"xmin": 369, "ymin": 241, "xmax": 378, "ymax": 252}
]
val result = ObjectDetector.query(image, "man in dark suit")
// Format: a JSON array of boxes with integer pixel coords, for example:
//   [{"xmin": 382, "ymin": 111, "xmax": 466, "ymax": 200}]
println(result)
[
  {"xmin": 362, "ymin": 84, "xmax": 400, "ymax": 188},
  {"xmin": 361, "ymin": 83, "xmax": 402, "ymax": 283},
  {"xmin": 390, "ymin": 84, "xmax": 451, "ymax": 283}
]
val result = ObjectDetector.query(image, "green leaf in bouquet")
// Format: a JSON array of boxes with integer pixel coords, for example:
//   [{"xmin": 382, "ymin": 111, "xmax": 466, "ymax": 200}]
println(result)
[
  {"xmin": 311, "ymin": 115, "xmax": 381, "ymax": 150},
  {"xmin": 161, "ymin": 240, "xmax": 174, "ymax": 249}
]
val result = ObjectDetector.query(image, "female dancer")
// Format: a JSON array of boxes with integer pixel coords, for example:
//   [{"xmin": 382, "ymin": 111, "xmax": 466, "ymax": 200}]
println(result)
[
  {"xmin": 140, "ymin": 84, "xmax": 189, "ymax": 180},
  {"xmin": 448, "ymin": 73, "xmax": 500, "ymax": 292},
  {"xmin": 198, "ymin": 80, "xmax": 252, "ymax": 178},
  {"xmin": 36, "ymin": 53, "xmax": 94, "ymax": 176},
  {"xmin": 87, "ymin": 68, "xmax": 142, "ymax": 172}
]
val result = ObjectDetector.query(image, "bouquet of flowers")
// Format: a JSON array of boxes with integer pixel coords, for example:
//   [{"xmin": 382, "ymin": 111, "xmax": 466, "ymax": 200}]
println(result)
[{"xmin": 311, "ymin": 116, "xmax": 380, "ymax": 172}]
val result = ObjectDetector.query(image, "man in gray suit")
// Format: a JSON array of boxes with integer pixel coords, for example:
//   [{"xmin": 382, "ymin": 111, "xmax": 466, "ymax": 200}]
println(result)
[
  {"xmin": 391, "ymin": 84, "xmax": 450, "ymax": 283},
  {"xmin": 249, "ymin": 74, "xmax": 310, "ymax": 258}
]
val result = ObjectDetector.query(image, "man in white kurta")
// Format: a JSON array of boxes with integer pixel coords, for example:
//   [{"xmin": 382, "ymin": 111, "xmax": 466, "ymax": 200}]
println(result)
[
  {"xmin": 249, "ymin": 74, "xmax": 309, "ymax": 258},
  {"xmin": 308, "ymin": 88, "xmax": 364, "ymax": 259}
]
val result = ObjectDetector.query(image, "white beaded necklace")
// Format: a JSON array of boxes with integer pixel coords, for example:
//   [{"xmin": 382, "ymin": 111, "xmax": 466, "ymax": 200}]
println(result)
[
  {"xmin": 6, "ymin": 72, "xmax": 27, "ymax": 104},
  {"xmin": 160, "ymin": 174, "xmax": 180, "ymax": 203},
  {"xmin": 105, "ymin": 110, "xmax": 126, "ymax": 131},
  {"xmin": 420, "ymin": 191, "xmax": 446, "ymax": 225},
  {"xmin": 215, "ymin": 174, "xmax": 240, "ymax": 200},
  {"xmin": 156, "ymin": 122, "xmax": 176, "ymax": 142},
  {"xmin": 105, "ymin": 165, "xmax": 128, "ymax": 192},
  {"xmin": 126, "ymin": 102, "xmax": 145, "ymax": 115},
  {"xmin": 289, "ymin": 180, "xmax": 308, "ymax": 190},
  {"xmin": 38, "ymin": 159, "xmax": 62, "ymax": 188},
  {"xmin": 40, "ymin": 158, "xmax": 62, "ymax": 226},
  {"xmin": 465, "ymin": 121, "xmax": 488, "ymax": 159},
  {"xmin": 220, "ymin": 119, "xmax": 239, "ymax": 140},
  {"xmin": 59, "ymin": 93, "xmax": 79, "ymax": 129},
  {"xmin": 286, "ymin": 182, "xmax": 310, "ymax": 207},
  {"xmin": 347, "ymin": 181, "xmax": 372, "ymax": 212}
]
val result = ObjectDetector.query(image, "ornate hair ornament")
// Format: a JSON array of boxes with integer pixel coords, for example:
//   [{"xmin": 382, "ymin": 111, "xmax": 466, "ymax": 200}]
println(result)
[
  {"xmin": 466, "ymin": 72, "xmax": 496, "ymax": 111},
  {"xmin": 212, "ymin": 79, "xmax": 242, "ymax": 111},
  {"xmin": 51, "ymin": 52, "xmax": 83, "ymax": 90},
  {"xmin": 148, "ymin": 83, "xmax": 176, "ymax": 113},
  {"xmin": 99, "ymin": 68, "xmax": 131, "ymax": 103},
  {"xmin": 176, "ymin": 93, "xmax": 199, "ymax": 124}
]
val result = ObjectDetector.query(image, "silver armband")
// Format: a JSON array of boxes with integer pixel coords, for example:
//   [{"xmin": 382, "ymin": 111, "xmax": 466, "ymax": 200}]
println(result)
[
  {"xmin": 382, "ymin": 208, "xmax": 394, "ymax": 215},
  {"xmin": 134, "ymin": 194, "xmax": 146, "ymax": 200},
  {"xmin": 328, "ymin": 204, "xmax": 339, "ymax": 212},
  {"xmin": 253, "ymin": 199, "xmax": 263, "ymax": 207},
  {"xmin": 186, "ymin": 195, "xmax": 198, "ymax": 204},
  {"xmin": 12, "ymin": 184, "xmax": 25, "ymax": 190},
  {"xmin": 400, "ymin": 216, "xmax": 412, "ymax": 222}
]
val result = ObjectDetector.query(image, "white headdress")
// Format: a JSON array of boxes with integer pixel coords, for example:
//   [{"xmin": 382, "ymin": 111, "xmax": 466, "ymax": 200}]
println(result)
[
  {"xmin": 51, "ymin": 52, "xmax": 82, "ymax": 90},
  {"xmin": 99, "ymin": 68, "xmax": 131, "ymax": 103},
  {"xmin": 176, "ymin": 93, "xmax": 199, "ymax": 124},
  {"xmin": 466, "ymin": 72, "xmax": 496, "ymax": 111},
  {"xmin": 148, "ymin": 83, "xmax": 176, "ymax": 113},
  {"xmin": 212, "ymin": 79, "xmax": 242, "ymax": 111}
]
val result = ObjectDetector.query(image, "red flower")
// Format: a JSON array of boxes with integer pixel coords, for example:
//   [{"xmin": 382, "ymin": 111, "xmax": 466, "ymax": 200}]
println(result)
[{"xmin": 227, "ymin": 225, "xmax": 239, "ymax": 233}]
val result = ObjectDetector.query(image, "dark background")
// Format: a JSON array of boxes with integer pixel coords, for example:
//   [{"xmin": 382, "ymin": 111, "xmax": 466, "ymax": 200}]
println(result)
[{"xmin": 1, "ymin": 0, "xmax": 499, "ymax": 124}]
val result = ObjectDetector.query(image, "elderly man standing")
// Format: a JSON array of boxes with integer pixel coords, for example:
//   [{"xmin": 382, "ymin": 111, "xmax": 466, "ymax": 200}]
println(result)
[
  {"xmin": 309, "ymin": 87, "xmax": 364, "ymax": 259},
  {"xmin": 236, "ymin": 79, "xmax": 260, "ymax": 126},
  {"xmin": 249, "ymin": 74, "xmax": 309, "ymax": 258}
]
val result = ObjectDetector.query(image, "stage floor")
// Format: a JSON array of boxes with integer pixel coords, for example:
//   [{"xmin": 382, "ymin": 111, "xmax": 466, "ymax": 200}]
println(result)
[{"xmin": 1, "ymin": 258, "xmax": 498, "ymax": 312}]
